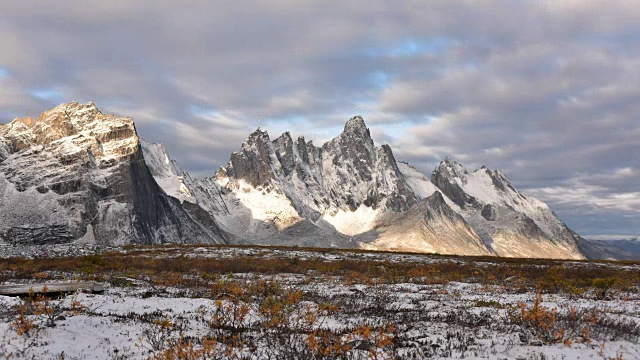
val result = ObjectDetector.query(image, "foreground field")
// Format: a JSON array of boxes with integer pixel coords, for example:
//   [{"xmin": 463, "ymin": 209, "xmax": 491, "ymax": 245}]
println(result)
[{"xmin": 1, "ymin": 245, "xmax": 639, "ymax": 359}]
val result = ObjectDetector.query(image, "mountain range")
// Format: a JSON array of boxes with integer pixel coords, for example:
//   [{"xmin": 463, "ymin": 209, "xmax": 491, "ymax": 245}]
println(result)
[{"xmin": 0, "ymin": 102, "xmax": 634, "ymax": 260}]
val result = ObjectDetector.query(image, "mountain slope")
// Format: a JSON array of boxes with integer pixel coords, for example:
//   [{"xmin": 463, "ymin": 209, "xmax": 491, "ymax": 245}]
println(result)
[
  {"xmin": 0, "ymin": 102, "xmax": 228, "ymax": 246},
  {"xmin": 362, "ymin": 192, "xmax": 493, "ymax": 256}
]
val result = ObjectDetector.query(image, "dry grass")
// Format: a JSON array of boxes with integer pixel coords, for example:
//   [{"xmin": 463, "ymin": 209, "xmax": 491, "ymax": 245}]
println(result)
[{"xmin": 1, "ymin": 245, "xmax": 638, "ymax": 298}]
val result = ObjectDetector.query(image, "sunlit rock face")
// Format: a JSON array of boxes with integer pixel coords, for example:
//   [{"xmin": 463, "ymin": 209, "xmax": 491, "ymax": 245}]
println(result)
[
  {"xmin": 362, "ymin": 191, "xmax": 493, "ymax": 256},
  {"xmin": 0, "ymin": 102, "xmax": 228, "ymax": 246}
]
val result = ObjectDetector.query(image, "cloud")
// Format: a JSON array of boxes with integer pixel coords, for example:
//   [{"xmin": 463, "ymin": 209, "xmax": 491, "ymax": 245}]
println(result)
[{"xmin": 0, "ymin": 1, "xmax": 638, "ymax": 236}]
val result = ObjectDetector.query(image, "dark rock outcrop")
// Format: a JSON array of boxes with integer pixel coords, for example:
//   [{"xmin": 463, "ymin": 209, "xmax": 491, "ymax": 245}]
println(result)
[{"xmin": 481, "ymin": 204, "xmax": 497, "ymax": 221}]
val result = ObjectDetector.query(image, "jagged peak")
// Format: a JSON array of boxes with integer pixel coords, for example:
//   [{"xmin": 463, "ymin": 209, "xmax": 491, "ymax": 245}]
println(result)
[
  {"xmin": 5, "ymin": 101, "xmax": 102, "ymax": 130},
  {"xmin": 440, "ymin": 156, "xmax": 460, "ymax": 165},
  {"xmin": 489, "ymin": 168, "xmax": 515, "ymax": 193},
  {"xmin": 274, "ymin": 131, "xmax": 293, "ymax": 144},
  {"xmin": 51, "ymin": 101, "xmax": 100, "ymax": 118},
  {"xmin": 337, "ymin": 115, "xmax": 374, "ymax": 151},
  {"xmin": 433, "ymin": 157, "xmax": 468, "ymax": 179},
  {"xmin": 294, "ymin": 135, "xmax": 305, "ymax": 144},
  {"xmin": 246, "ymin": 127, "xmax": 270, "ymax": 142},
  {"xmin": 343, "ymin": 115, "xmax": 368, "ymax": 133},
  {"xmin": 422, "ymin": 191, "xmax": 458, "ymax": 219},
  {"xmin": 378, "ymin": 144, "xmax": 394, "ymax": 157},
  {"xmin": 493, "ymin": 168, "xmax": 507, "ymax": 178},
  {"xmin": 376, "ymin": 144, "xmax": 398, "ymax": 169}
]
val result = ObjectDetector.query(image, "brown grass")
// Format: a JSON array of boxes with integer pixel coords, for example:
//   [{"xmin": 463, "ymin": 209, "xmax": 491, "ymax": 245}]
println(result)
[{"xmin": 1, "ymin": 244, "xmax": 639, "ymax": 296}]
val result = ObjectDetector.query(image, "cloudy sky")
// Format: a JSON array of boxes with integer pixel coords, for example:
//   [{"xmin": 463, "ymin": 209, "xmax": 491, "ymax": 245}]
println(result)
[{"xmin": 1, "ymin": 1, "xmax": 638, "ymax": 238}]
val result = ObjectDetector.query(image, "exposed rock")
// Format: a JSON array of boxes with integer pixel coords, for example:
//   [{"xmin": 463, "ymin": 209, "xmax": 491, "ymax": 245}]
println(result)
[
  {"xmin": 216, "ymin": 115, "xmax": 417, "ymax": 218},
  {"xmin": 1, "ymin": 225, "xmax": 73, "ymax": 246},
  {"xmin": 481, "ymin": 204, "xmax": 497, "ymax": 221},
  {"xmin": 431, "ymin": 159, "xmax": 480, "ymax": 209},
  {"xmin": 223, "ymin": 129, "xmax": 277, "ymax": 188}
]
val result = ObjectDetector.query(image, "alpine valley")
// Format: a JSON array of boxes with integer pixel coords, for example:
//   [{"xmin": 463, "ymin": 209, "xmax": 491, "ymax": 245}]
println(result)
[{"xmin": 0, "ymin": 102, "xmax": 628, "ymax": 260}]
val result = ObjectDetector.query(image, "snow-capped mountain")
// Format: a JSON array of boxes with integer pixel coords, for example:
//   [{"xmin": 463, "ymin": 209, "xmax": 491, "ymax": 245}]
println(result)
[
  {"xmin": 428, "ymin": 159, "xmax": 584, "ymax": 259},
  {"xmin": 154, "ymin": 114, "xmax": 582, "ymax": 258},
  {"xmin": 0, "ymin": 102, "xmax": 228, "ymax": 246},
  {"xmin": 2, "ymin": 102, "xmax": 618, "ymax": 260},
  {"xmin": 206, "ymin": 116, "xmax": 418, "ymax": 241}
]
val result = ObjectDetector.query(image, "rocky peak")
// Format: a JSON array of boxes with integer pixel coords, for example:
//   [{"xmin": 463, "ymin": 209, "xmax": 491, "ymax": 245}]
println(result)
[
  {"xmin": 243, "ymin": 128, "xmax": 271, "ymax": 148},
  {"xmin": 273, "ymin": 132, "xmax": 296, "ymax": 177},
  {"xmin": 471, "ymin": 166, "xmax": 520, "ymax": 197},
  {"xmin": 54, "ymin": 101, "xmax": 100, "ymax": 120},
  {"xmin": 490, "ymin": 168, "xmax": 515, "ymax": 190},
  {"xmin": 220, "ymin": 128, "xmax": 278, "ymax": 187},
  {"xmin": 292, "ymin": 136, "xmax": 309, "ymax": 164},
  {"xmin": 274, "ymin": 131, "xmax": 293, "ymax": 145},
  {"xmin": 344, "ymin": 115, "xmax": 367, "ymax": 132},
  {"xmin": 341, "ymin": 115, "xmax": 373, "ymax": 148},
  {"xmin": 1, "ymin": 101, "xmax": 139, "ymax": 166},
  {"xmin": 376, "ymin": 144, "xmax": 403, "ymax": 177},
  {"xmin": 0, "ymin": 102, "xmax": 229, "ymax": 246},
  {"xmin": 422, "ymin": 191, "xmax": 451, "ymax": 220},
  {"xmin": 431, "ymin": 158, "xmax": 479, "ymax": 209},
  {"xmin": 11, "ymin": 102, "xmax": 99, "ymax": 127},
  {"xmin": 377, "ymin": 144, "xmax": 396, "ymax": 165},
  {"xmin": 433, "ymin": 158, "xmax": 469, "ymax": 181},
  {"xmin": 324, "ymin": 116, "xmax": 375, "ymax": 176}
]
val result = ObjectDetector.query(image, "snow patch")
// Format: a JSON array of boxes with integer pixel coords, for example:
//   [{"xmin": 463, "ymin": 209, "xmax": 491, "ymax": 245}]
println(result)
[
  {"xmin": 320, "ymin": 204, "xmax": 380, "ymax": 236},
  {"xmin": 397, "ymin": 162, "xmax": 438, "ymax": 198}
]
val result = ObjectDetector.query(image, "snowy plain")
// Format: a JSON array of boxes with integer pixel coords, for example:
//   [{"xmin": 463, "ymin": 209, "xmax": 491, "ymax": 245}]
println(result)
[{"xmin": 0, "ymin": 245, "xmax": 639, "ymax": 359}]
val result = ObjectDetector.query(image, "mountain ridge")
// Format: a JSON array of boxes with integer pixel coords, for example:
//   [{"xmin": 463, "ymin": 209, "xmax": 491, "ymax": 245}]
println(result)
[
  {"xmin": 142, "ymin": 111, "xmax": 586, "ymax": 259},
  {"xmin": 1, "ymin": 102, "xmax": 630, "ymax": 260}
]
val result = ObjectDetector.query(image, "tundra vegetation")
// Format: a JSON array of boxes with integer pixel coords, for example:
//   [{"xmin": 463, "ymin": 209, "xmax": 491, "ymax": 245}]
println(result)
[{"xmin": 0, "ymin": 244, "xmax": 639, "ymax": 359}]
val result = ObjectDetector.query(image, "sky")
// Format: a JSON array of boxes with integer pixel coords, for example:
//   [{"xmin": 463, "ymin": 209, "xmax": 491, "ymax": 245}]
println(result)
[{"xmin": 0, "ymin": 1, "xmax": 638, "ymax": 238}]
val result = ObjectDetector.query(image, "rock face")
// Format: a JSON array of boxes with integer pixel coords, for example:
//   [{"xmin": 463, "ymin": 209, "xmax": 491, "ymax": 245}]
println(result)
[
  {"xmin": 0, "ymin": 102, "xmax": 228, "ymax": 246},
  {"xmin": 217, "ymin": 116, "xmax": 417, "ymax": 217},
  {"xmin": 318, "ymin": 117, "xmax": 417, "ymax": 213},
  {"xmin": 187, "ymin": 115, "xmax": 583, "ymax": 259}
]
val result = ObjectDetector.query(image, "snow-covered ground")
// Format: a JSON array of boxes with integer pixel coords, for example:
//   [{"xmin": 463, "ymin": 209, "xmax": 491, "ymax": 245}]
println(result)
[{"xmin": 0, "ymin": 246, "xmax": 639, "ymax": 359}]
